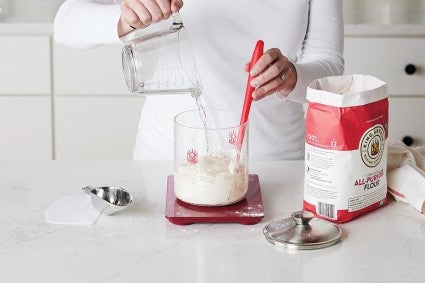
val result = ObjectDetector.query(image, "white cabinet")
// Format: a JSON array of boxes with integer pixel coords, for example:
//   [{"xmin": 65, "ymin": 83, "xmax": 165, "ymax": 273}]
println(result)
[
  {"xmin": 0, "ymin": 32, "xmax": 143, "ymax": 160},
  {"xmin": 53, "ymin": 43, "xmax": 129, "ymax": 95},
  {"xmin": 344, "ymin": 36, "xmax": 425, "ymax": 146},
  {"xmin": 54, "ymin": 96, "xmax": 144, "ymax": 160},
  {"xmin": 0, "ymin": 35, "xmax": 52, "ymax": 160},
  {"xmin": 53, "ymin": 41, "xmax": 145, "ymax": 160},
  {"xmin": 344, "ymin": 37, "xmax": 425, "ymax": 96},
  {"xmin": 0, "ymin": 36, "xmax": 51, "ymax": 95},
  {"xmin": 388, "ymin": 97, "xmax": 425, "ymax": 146},
  {"xmin": 0, "ymin": 96, "xmax": 52, "ymax": 160}
]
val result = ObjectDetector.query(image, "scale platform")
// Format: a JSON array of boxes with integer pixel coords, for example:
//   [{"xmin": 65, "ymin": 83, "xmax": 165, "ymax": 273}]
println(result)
[{"xmin": 165, "ymin": 174, "xmax": 264, "ymax": 225}]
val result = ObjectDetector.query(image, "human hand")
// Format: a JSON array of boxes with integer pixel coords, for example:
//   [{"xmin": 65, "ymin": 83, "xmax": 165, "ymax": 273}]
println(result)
[
  {"xmin": 246, "ymin": 48, "xmax": 297, "ymax": 101},
  {"xmin": 118, "ymin": 0, "xmax": 183, "ymax": 36}
]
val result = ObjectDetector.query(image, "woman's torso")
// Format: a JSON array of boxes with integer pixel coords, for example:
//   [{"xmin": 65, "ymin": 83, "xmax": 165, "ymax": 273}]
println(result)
[{"xmin": 134, "ymin": 0, "xmax": 309, "ymax": 160}]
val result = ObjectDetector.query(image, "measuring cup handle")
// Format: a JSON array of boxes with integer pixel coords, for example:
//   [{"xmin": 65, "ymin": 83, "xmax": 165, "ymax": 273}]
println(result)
[{"xmin": 172, "ymin": 12, "xmax": 183, "ymax": 28}]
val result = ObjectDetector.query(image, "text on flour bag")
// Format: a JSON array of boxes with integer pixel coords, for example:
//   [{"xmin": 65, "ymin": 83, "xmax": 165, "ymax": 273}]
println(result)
[{"xmin": 303, "ymin": 74, "xmax": 388, "ymax": 223}]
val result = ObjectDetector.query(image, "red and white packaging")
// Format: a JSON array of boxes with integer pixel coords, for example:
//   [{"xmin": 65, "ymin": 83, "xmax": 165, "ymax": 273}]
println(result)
[{"xmin": 303, "ymin": 75, "xmax": 388, "ymax": 223}]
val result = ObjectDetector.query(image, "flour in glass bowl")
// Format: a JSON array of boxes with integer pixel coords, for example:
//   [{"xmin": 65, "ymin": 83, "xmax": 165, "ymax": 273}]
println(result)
[{"xmin": 174, "ymin": 153, "xmax": 248, "ymax": 206}]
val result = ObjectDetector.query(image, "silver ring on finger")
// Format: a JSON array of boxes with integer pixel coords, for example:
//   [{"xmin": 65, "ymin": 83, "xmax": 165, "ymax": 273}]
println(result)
[{"xmin": 280, "ymin": 73, "xmax": 286, "ymax": 81}]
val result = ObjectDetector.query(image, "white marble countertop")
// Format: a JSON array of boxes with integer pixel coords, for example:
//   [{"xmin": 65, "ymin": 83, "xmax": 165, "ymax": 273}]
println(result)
[{"xmin": 1, "ymin": 160, "xmax": 425, "ymax": 282}]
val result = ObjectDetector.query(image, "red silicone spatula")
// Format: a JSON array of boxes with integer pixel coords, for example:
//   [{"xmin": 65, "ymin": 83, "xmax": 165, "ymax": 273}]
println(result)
[
  {"xmin": 236, "ymin": 40, "xmax": 264, "ymax": 151},
  {"xmin": 229, "ymin": 40, "xmax": 264, "ymax": 173},
  {"xmin": 235, "ymin": 40, "xmax": 264, "ymax": 151}
]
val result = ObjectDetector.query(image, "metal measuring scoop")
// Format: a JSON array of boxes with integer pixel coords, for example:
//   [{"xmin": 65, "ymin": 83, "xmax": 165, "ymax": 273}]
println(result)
[{"xmin": 82, "ymin": 186, "xmax": 133, "ymax": 216}]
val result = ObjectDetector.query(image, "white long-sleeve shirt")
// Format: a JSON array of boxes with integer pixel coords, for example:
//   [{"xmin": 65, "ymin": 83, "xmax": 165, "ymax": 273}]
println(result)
[{"xmin": 54, "ymin": 0, "xmax": 344, "ymax": 161}]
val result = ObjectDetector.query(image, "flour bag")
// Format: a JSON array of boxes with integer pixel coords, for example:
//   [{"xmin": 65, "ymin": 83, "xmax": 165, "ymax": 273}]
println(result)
[{"xmin": 303, "ymin": 74, "xmax": 388, "ymax": 223}]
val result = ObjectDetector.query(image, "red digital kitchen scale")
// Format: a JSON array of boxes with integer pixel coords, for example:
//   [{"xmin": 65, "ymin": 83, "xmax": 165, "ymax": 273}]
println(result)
[{"xmin": 165, "ymin": 174, "xmax": 264, "ymax": 225}]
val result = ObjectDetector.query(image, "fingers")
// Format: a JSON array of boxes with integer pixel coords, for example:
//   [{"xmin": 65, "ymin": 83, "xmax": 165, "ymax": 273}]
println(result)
[
  {"xmin": 252, "ymin": 64, "xmax": 296, "ymax": 100},
  {"xmin": 120, "ymin": 2, "xmax": 142, "ymax": 28},
  {"xmin": 247, "ymin": 48, "xmax": 297, "ymax": 100},
  {"xmin": 252, "ymin": 75, "xmax": 292, "ymax": 100},
  {"xmin": 139, "ymin": 0, "xmax": 164, "ymax": 23},
  {"xmin": 124, "ymin": 0, "xmax": 152, "ymax": 26},
  {"xmin": 244, "ymin": 62, "xmax": 250, "ymax": 72},
  {"xmin": 249, "ymin": 48, "xmax": 281, "ymax": 77},
  {"xmin": 121, "ymin": 0, "xmax": 183, "ymax": 30},
  {"xmin": 250, "ymin": 59, "xmax": 286, "ymax": 88},
  {"xmin": 156, "ymin": 0, "xmax": 172, "ymax": 20},
  {"xmin": 171, "ymin": 0, "xmax": 184, "ymax": 13}
]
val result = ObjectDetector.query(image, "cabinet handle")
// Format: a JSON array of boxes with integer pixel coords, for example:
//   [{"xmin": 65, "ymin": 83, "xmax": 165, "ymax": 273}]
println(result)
[
  {"xmin": 402, "ymin": 136, "xmax": 414, "ymax": 146},
  {"xmin": 404, "ymin": 64, "xmax": 417, "ymax": 75}
]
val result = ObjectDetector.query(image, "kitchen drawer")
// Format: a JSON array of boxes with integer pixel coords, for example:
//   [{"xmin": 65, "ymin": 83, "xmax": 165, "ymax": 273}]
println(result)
[
  {"xmin": 344, "ymin": 37, "xmax": 425, "ymax": 96},
  {"xmin": 53, "ymin": 43, "xmax": 129, "ymax": 95},
  {"xmin": 0, "ymin": 36, "xmax": 51, "ymax": 95},
  {"xmin": 54, "ymin": 96, "xmax": 144, "ymax": 160},
  {"xmin": 388, "ymin": 97, "xmax": 425, "ymax": 146},
  {"xmin": 0, "ymin": 96, "xmax": 52, "ymax": 160}
]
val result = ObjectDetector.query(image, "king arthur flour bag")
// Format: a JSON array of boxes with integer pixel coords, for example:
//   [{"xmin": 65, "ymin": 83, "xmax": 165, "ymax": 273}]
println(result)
[{"xmin": 303, "ymin": 74, "xmax": 388, "ymax": 223}]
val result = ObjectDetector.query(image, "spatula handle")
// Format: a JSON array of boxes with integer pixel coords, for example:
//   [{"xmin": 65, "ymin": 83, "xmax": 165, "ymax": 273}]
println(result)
[{"xmin": 236, "ymin": 40, "xmax": 264, "ymax": 150}]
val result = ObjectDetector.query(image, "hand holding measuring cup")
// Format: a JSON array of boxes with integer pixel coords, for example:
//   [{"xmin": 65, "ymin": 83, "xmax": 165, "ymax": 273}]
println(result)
[
  {"xmin": 121, "ymin": 12, "xmax": 202, "ymax": 97},
  {"xmin": 118, "ymin": 0, "xmax": 184, "ymax": 36}
]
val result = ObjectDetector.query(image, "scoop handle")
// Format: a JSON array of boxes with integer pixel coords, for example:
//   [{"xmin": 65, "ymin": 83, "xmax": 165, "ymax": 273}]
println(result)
[{"xmin": 236, "ymin": 40, "xmax": 264, "ymax": 150}]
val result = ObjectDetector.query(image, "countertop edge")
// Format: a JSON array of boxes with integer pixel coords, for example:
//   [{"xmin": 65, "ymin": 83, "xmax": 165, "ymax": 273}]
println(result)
[
  {"xmin": 344, "ymin": 23, "xmax": 425, "ymax": 37},
  {"xmin": 1, "ymin": 23, "xmax": 425, "ymax": 37},
  {"xmin": 0, "ymin": 22, "xmax": 53, "ymax": 36}
]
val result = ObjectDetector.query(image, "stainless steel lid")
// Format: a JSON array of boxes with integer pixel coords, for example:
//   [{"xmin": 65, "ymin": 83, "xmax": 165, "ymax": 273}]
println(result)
[{"xmin": 263, "ymin": 211, "xmax": 342, "ymax": 250}]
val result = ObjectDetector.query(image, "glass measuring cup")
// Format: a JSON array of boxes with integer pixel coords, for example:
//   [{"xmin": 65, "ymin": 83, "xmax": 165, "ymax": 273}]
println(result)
[
  {"xmin": 122, "ymin": 13, "xmax": 202, "ymax": 97},
  {"xmin": 174, "ymin": 109, "xmax": 249, "ymax": 206}
]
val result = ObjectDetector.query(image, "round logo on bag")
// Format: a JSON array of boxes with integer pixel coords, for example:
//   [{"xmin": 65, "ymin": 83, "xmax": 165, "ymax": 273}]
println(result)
[{"xmin": 359, "ymin": 125, "xmax": 385, "ymax": 168}]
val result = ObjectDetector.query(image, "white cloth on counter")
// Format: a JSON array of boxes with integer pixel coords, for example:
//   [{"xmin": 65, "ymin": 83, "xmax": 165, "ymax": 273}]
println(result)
[
  {"xmin": 387, "ymin": 143, "xmax": 425, "ymax": 213},
  {"xmin": 45, "ymin": 194, "xmax": 106, "ymax": 225}
]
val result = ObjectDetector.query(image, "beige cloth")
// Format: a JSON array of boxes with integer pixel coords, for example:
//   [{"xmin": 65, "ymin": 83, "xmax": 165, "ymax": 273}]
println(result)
[{"xmin": 387, "ymin": 143, "xmax": 425, "ymax": 213}]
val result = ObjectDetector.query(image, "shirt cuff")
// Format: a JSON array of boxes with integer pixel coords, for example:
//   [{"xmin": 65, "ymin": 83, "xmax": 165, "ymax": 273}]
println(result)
[{"xmin": 101, "ymin": 4, "xmax": 123, "ymax": 44}]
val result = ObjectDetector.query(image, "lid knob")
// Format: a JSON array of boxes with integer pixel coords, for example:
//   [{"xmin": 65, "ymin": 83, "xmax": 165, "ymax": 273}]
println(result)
[{"xmin": 291, "ymin": 210, "xmax": 314, "ymax": 225}]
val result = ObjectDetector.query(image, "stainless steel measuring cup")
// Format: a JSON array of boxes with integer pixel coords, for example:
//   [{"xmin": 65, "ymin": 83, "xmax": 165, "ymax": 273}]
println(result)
[
  {"xmin": 82, "ymin": 186, "xmax": 133, "ymax": 215},
  {"xmin": 122, "ymin": 13, "xmax": 202, "ymax": 97}
]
